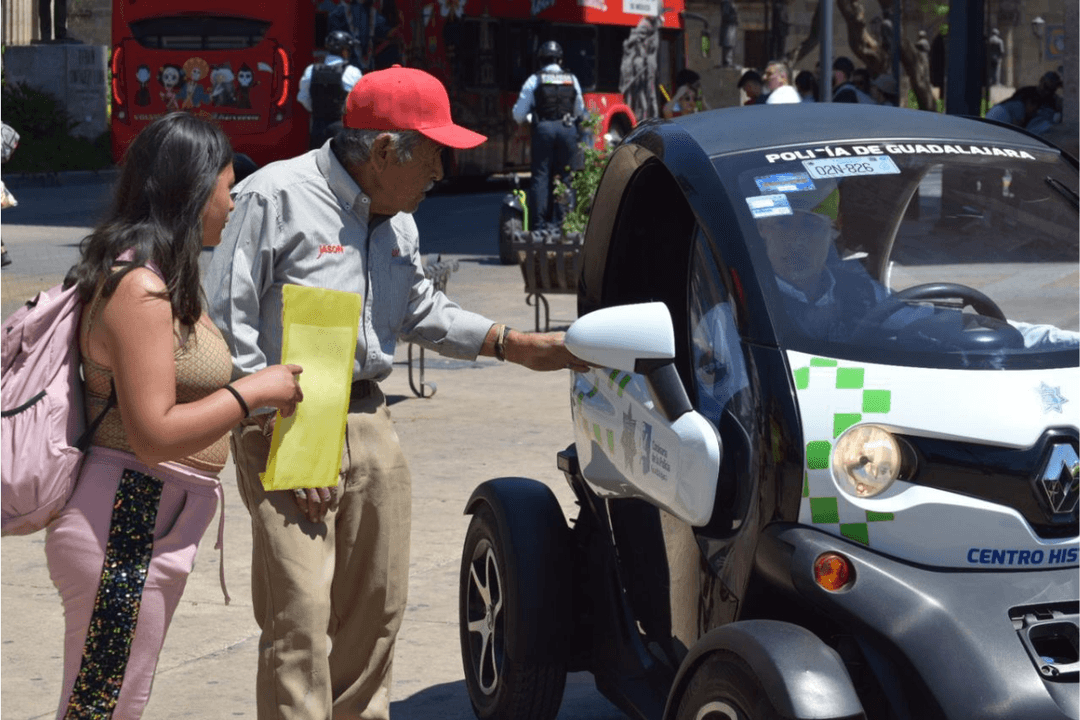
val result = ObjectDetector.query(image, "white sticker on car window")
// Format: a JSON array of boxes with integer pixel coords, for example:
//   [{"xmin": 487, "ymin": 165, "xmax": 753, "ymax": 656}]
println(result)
[
  {"xmin": 755, "ymin": 172, "xmax": 816, "ymax": 194},
  {"xmin": 802, "ymin": 155, "xmax": 901, "ymax": 179},
  {"xmin": 746, "ymin": 194, "xmax": 792, "ymax": 218}
]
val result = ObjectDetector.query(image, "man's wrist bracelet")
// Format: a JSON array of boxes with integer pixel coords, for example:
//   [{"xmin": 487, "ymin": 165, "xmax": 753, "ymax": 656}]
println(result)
[
  {"xmin": 224, "ymin": 384, "xmax": 250, "ymax": 418},
  {"xmin": 494, "ymin": 324, "xmax": 512, "ymax": 362}
]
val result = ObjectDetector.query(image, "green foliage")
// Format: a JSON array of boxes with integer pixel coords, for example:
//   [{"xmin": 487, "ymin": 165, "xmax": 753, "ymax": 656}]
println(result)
[
  {"xmin": 906, "ymin": 88, "xmax": 944, "ymax": 113},
  {"xmin": 1, "ymin": 82, "xmax": 112, "ymax": 173},
  {"xmin": 554, "ymin": 113, "xmax": 613, "ymax": 237}
]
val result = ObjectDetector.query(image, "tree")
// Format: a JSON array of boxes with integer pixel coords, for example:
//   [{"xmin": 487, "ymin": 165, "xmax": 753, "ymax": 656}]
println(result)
[{"xmin": 792, "ymin": 0, "xmax": 937, "ymax": 111}]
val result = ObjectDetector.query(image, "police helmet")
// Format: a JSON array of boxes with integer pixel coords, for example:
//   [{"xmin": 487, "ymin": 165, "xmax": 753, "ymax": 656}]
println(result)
[
  {"xmin": 325, "ymin": 31, "xmax": 356, "ymax": 56},
  {"xmin": 537, "ymin": 41, "xmax": 563, "ymax": 65}
]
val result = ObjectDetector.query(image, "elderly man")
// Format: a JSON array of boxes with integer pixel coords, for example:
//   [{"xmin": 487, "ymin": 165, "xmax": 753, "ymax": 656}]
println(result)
[
  {"xmin": 204, "ymin": 66, "xmax": 587, "ymax": 720},
  {"xmin": 763, "ymin": 60, "xmax": 800, "ymax": 104}
]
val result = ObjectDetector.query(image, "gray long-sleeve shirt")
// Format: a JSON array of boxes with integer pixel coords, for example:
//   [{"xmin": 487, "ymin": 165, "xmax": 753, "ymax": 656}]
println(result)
[{"xmin": 203, "ymin": 142, "xmax": 494, "ymax": 387}]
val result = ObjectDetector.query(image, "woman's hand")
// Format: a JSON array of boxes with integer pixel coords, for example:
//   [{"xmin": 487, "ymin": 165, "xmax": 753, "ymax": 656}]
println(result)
[{"xmin": 233, "ymin": 364, "xmax": 304, "ymax": 417}]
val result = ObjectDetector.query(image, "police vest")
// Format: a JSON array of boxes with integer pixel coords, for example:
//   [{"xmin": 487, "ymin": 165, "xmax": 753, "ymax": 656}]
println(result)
[
  {"xmin": 310, "ymin": 63, "xmax": 349, "ymax": 121},
  {"xmin": 533, "ymin": 71, "xmax": 577, "ymax": 121}
]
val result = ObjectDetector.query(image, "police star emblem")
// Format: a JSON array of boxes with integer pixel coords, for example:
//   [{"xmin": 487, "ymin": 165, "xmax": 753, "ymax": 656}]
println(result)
[{"xmin": 1038, "ymin": 382, "xmax": 1068, "ymax": 414}]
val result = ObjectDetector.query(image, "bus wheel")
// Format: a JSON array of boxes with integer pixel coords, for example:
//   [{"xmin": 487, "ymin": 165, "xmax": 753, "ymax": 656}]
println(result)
[{"xmin": 498, "ymin": 203, "xmax": 523, "ymax": 265}]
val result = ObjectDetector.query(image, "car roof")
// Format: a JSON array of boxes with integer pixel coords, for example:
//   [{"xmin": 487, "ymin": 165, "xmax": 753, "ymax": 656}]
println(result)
[{"xmin": 666, "ymin": 103, "xmax": 1054, "ymax": 159}]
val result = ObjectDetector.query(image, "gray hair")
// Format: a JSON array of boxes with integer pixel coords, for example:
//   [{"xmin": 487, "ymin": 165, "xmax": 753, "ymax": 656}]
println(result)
[{"xmin": 333, "ymin": 128, "xmax": 426, "ymax": 167}]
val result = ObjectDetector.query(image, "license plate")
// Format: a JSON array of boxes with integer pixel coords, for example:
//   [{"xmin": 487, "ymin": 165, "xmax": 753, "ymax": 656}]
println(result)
[{"xmin": 802, "ymin": 155, "xmax": 901, "ymax": 179}]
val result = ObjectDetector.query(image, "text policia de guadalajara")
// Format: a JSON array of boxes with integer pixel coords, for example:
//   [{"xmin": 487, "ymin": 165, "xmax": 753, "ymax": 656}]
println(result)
[{"xmin": 765, "ymin": 143, "xmax": 1039, "ymax": 164}]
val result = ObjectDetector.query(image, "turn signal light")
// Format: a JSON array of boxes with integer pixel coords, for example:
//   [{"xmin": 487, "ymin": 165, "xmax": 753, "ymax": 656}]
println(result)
[{"xmin": 814, "ymin": 552, "xmax": 854, "ymax": 592}]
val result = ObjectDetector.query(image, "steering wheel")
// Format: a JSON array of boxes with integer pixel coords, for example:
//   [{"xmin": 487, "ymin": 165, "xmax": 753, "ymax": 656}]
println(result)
[
  {"xmin": 890, "ymin": 283, "xmax": 1007, "ymax": 320},
  {"xmin": 851, "ymin": 282, "xmax": 1010, "ymax": 343}
]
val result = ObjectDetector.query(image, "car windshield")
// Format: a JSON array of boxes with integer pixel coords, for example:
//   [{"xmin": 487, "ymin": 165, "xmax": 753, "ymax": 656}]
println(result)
[{"xmin": 717, "ymin": 141, "xmax": 1079, "ymax": 370}]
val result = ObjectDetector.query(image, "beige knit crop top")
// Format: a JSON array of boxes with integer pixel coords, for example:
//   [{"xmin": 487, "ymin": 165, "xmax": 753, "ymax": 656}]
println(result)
[{"xmin": 81, "ymin": 270, "xmax": 233, "ymax": 473}]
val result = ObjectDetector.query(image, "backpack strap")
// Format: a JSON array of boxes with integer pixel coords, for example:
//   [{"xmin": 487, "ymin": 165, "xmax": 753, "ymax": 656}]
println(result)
[{"xmin": 75, "ymin": 380, "xmax": 116, "ymax": 452}]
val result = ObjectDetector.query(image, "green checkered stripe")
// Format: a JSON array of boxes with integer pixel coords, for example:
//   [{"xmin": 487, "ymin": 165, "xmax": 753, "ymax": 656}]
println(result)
[
  {"xmin": 795, "ymin": 356, "xmax": 897, "ymax": 546},
  {"xmin": 574, "ymin": 373, "xmax": 628, "ymax": 455}
]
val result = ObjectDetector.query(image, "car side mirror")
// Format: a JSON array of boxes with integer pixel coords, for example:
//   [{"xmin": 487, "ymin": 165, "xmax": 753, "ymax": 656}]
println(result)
[{"xmin": 565, "ymin": 302, "xmax": 693, "ymax": 422}]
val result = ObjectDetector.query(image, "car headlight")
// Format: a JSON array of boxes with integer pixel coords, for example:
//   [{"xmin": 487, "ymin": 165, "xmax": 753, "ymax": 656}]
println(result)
[{"xmin": 831, "ymin": 424, "xmax": 902, "ymax": 498}]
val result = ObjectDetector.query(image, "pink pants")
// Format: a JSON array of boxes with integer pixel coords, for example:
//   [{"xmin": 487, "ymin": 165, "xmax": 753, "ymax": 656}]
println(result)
[{"xmin": 45, "ymin": 446, "xmax": 222, "ymax": 720}]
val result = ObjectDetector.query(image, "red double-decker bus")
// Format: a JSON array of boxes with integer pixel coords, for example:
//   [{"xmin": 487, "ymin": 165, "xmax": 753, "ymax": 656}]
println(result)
[
  {"xmin": 110, "ymin": 0, "xmax": 315, "ymax": 167},
  {"xmin": 395, "ymin": 0, "xmax": 685, "ymax": 175},
  {"xmin": 111, "ymin": 0, "xmax": 683, "ymax": 176}
]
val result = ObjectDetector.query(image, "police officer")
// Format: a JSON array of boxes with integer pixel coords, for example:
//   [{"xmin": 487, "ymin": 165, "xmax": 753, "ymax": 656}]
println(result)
[
  {"xmin": 512, "ymin": 41, "xmax": 585, "ymax": 233},
  {"xmin": 297, "ymin": 31, "xmax": 363, "ymax": 149}
]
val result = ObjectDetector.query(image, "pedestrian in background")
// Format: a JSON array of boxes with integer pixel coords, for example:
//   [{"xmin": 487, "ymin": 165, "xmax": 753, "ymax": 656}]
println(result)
[
  {"xmin": 737, "ymin": 69, "xmax": 765, "ymax": 105},
  {"xmin": 870, "ymin": 74, "xmax": 899, "ymax": 106},
  {"xmin": 851, "ymin": 67, "xmax": 873, "ymax": 97},
  {"xmin": 328, "ymin": 0, "xmax": 402, "ymax": 71},
  {"xmin": 985, "ymin": 86, "xmax": 1041, "ymax": 127},
  {"xmin": 298, "ymin": 31, "xmax": 363, "ymax": 149},
  {"xmin": 763, "ymin": 60, "xmax": 800, "ymax": 104},
  {"xmin": 663, "ymin": 68, "xmax": 708, "ymax": 118},
  {"xmin": 1, "ymin": 121, "xmax": 20, "ymax": 267},
  {"xmin": 204, "ymin": 66, "xmax": 588, "ymax": 720},
  {"xmin": 832, "ymin": 56, "xmax": 875, "ymax": 104},
  {"xmin": 512, "ymin": 40, "xmax": 585, "ymax": 233},
  {"xmin": 795, "ymin": 70, "xmax": 818, "ymax": 102},
  {"xmin": 45, "ymin": 112, "xmax": 303, "ymax": 720}
]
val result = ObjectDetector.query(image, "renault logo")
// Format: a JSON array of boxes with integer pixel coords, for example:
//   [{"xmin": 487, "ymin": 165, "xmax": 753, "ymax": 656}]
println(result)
[{"xmin": 1039, "ymin": 443, "xmax": 1079, "ymax": 515}]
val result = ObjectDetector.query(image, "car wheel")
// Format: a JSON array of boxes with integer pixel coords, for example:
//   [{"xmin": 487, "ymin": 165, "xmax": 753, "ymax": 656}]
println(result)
[
  {"xmin": 498, "ymin": 205, "xmax": 523, "ymax": 265},
  {"xmin": 673, "ymin": 651, "xmax": 785, "ymax": 720},
  {"xmin": 459, "ymin": 504, "xmax": 567, "ymax": 720}
]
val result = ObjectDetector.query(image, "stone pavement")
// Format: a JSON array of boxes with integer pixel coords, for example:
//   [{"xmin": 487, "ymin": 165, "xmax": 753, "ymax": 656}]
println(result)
[{"xmin": 0, "ymin": 254, "xmax": 627, "ymax": 719}]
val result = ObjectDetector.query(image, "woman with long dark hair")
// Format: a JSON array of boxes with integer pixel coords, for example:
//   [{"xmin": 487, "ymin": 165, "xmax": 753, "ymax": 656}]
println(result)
[{"xmin": 46, "ymin": 112, "xmax": 304, "ymax": 719}]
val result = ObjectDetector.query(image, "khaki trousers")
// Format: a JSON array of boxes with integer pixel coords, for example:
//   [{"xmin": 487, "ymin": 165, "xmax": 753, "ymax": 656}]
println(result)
[{"xmin": 231, "ymin": 386, "xmax": 412, "ymax": 720}]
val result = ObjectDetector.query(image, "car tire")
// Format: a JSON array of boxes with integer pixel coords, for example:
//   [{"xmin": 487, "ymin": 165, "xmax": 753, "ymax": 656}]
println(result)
[
  {"xmin": 459, "ymin": 504, "xmax": 567, "ymax": 720},
  {"xmin": 498, "ymin": 205, "xmax": 523, "ymax": 265},
  {"xmin": 673, "ymin": 651, "xmax": 785, "ymax": 720}
]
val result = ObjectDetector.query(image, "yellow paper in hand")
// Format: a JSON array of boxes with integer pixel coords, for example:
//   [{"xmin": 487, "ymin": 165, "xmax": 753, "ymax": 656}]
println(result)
[{"xmin": 261, "ymin": 285, "xmax": 361, "ymax": 491}]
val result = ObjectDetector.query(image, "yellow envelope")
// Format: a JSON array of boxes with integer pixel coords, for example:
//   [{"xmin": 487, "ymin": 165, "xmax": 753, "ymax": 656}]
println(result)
[{"xmin": 261, "ymin": 284, "xmax": 362, "ymax": 491}]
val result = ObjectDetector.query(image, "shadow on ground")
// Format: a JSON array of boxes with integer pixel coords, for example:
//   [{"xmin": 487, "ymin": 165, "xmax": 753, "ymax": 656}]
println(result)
[{"xmin": 391, "ymin": 675, "xmax": 628, "ymax": 720}]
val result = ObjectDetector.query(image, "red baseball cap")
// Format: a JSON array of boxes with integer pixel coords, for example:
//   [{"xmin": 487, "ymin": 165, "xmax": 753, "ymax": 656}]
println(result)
[{"xmin": 343, "ymin": 65, "xmax": 487, "ymax": 149}]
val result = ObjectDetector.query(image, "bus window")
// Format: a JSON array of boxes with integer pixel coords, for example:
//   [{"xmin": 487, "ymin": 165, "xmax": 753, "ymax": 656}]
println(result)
[
  {"xmin": 596, "ymin": 25, "xmax": 632, "ymax": 92},
  {"xmin": 556, "ymin": 25, "xmax": 598, "ymax": 91},
  {"xmin": 130, "ymin": 16, "xmax": 271, "ymax": 50}
]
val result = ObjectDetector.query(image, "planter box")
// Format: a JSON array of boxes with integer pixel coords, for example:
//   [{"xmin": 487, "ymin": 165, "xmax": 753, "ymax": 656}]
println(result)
[{"xmin": 511, "ymin": 229, "xmax": 583, "ymax": 331}]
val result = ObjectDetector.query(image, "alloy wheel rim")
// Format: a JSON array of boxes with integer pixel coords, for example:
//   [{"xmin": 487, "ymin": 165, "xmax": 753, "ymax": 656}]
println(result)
[
  {"xmin": 694, "ymin": 700, "xmax": 740, "ymax": 720},
  {"xmin": 466, "ymin": 541, "xmax": 504, "ymax": 696}
]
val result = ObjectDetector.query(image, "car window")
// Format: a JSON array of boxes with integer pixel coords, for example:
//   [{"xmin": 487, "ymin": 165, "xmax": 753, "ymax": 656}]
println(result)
[
  {"xmin": 715, "ymin": 143, "xmax": 1079, "ymax": 370},
  {"xmin": 689, "ymin": 225, "xmax": 749, "ymax": 425}
]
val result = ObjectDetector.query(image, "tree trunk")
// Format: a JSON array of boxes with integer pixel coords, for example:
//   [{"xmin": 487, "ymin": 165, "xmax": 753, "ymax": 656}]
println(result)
[
  {"xmin": 835, "ymin": 0, "xmax": 888, "ymax": 76},
  {"xmin": 900, "ymin": 37, "xmax": 938, "ymax": 111},
  {"xmin": 793, "ymin": 0, "xmax": 937, "ymax": 111},
  {"xmin": 792, "ymin": 1, "xmax": 821, "ymax": 65}
]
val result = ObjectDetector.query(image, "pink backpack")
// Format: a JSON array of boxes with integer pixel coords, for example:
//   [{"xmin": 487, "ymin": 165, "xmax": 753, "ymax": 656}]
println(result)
[{"xmin": 1, "ymin": 282, "xmax": 114, "ymax": 536}]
